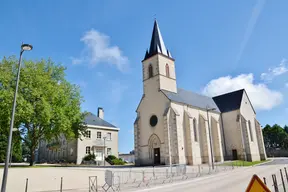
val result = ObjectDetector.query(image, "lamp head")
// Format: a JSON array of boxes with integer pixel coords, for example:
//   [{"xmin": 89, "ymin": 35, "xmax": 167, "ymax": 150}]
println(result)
[{"xmin": 21, "ymin": 44, "xmax": 33, "ymax": 51}]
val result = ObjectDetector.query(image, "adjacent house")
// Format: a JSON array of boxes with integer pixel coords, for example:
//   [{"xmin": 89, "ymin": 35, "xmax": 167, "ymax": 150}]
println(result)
[{"xmin": 38, "ymin": 107, "xmax": 119, "ymax": 165}]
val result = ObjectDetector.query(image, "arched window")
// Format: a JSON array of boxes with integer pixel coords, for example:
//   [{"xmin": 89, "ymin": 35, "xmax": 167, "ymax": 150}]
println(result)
[
  {"xmin": 248, "ymin": 120, "xmax": 253, "ymax": 141},
  {"xmin": 193, "ymin": 119, "xmax": 198, "ymax": 142},
  {"xmin": 148, "ymin": 64, "xmax": 153, "ymax": 78},
  {"xmin": 166, "ymin": 64, "xmax": 170, "ymax": 77}
]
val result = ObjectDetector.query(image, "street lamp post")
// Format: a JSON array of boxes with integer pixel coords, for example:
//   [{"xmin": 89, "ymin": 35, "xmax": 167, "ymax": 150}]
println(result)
[
  {"xmin": 206, "ymin": 106, "xmax": 216, "ymax": 170},
  {"xmin": 9, "ymin": 128, "xmax": 18, "ymax": 167},
  {"xmin": 103, "ymin": 136, "xmax": 106, "ymax": 166},
  {"xmin": 1, "ymin": 43, "xmax": 33, "ymax": 192}
]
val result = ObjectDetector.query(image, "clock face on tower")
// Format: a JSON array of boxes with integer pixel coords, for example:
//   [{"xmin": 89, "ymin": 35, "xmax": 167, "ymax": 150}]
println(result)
[{"xmin": 150, "ymin": 115, "xmax": 158, "ymax": 127}]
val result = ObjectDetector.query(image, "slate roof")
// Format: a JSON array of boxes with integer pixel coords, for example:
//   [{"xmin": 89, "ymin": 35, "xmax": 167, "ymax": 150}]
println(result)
[
  {"xmin": 84, "ymin": 112, "xmax": 117, "ymax": 128},
  {"xmin": 161, "ymin": 88, "xmax": 221, "ymax": 112},
  {"xmin": 212, "ymin": 89, "xmax": 244, "ymax": 113},
  {"xmin": 144, "ymin": 20, "xmax": 173, "ymax": 60}
]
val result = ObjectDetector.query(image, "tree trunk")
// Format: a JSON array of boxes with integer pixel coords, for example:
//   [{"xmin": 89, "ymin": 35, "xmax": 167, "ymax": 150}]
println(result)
[{"xmin": 29, "ymin": 148, "xmax": 35, "ymax": 166}]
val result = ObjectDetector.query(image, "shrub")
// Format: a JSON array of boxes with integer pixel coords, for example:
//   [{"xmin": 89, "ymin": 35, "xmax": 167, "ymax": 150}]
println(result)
[
  {"xmin": 106, "ymin": 155, "xmax": 117, "ymax": 161},
  {"xmin": 83, "ymin": 153, "xmax": 95, "ymax": 161},
  {"xmin": 112, "ymin": 158, "xmax": 125, "ymax": 165},
  {"xmin": 105, "ymin": 155, "xmax": 126, "ymax": 165}
]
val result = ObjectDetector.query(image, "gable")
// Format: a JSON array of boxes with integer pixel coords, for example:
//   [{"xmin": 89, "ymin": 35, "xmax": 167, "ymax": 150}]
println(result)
[
  {"xmin": 240, "ymin": 90, "xmax": 256, "ymax": 115},
  {"xmin": 136, "ymin": 94, "xmax": 145, "ymax": 112}
]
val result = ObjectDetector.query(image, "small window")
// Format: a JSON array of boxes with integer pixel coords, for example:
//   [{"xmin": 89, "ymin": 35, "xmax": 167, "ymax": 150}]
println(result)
[
  {"xmin": 166, "ymin": 64, "xmax": 170, "ymax": 77},
  {"xmin": 248, "ymin": 120, "xmax": 253, "ymax": 141},
  {"xmin": 193, "ymin": 119, "xmax": 198, "ymax": 142},
  {"xmin": 86, "ymin": 130, "xmax": 91, "ymax": 138},
  {"xmin": 97, "ymin": 132, "xmax": 101, "ymax": 139},
  {"xmin": 107, "ymin": 133, "xmax": 111, "ymax": 140},
  {"xmin": 86, "ymin": 146, "xmax": 91, "ymax": 154},
  {"xmin": 107, "ymin": 148, "xmax": 112, "ymax": 155},
  {"xmin": 148, "ymin": 64, "xmax": 153, "ymax": 78}
]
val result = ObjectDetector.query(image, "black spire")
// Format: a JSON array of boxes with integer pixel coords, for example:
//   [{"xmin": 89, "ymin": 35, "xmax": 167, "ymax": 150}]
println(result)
[{"xmin": 144, "ymin": 20, "xmax": 172, "ymax": 60}]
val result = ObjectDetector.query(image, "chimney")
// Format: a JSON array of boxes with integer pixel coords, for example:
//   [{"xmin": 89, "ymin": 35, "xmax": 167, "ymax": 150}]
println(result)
[{"xmin": 97, "ymin": 107, "xmax": 104, "ymax": 119}]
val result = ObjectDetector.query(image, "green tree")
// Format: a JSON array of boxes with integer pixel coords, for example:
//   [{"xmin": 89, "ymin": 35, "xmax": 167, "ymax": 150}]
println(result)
[
  {"xmin": 0, "ymin": 56, "xmax": 87, "ymax": 166},
  {"xmin": 263, "ymin": 124, "xmax": 287, "ymax": 149},
  {"xmin": 284, "ymin": 125, "xmax": 288, "ymax": 134}
]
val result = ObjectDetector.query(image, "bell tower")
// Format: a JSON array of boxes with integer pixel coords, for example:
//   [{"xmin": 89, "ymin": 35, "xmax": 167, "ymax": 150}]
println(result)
[{"xmin": 142, "ymin": 20, "xmax": 177, "ymax": 95}]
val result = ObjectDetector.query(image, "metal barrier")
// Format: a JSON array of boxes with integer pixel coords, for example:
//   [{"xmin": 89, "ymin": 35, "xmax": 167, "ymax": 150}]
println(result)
[
  {"xmin": 89, "ymin": 176, "xmax": 98, "ymax": 192},
  {"xmin": 110, "ymin": 163, "xmax": 239, "ymax": 190},
  {"xmin": 19, "ymin": 163, "xmax": 242, "ymax": 191},
  {"xmin": 262, "ymin": 166, "xmax": 288, "ymax": 192},
  {"xmin": 102, "ymin": 170, "xmax": 120, "ymax": 192}
]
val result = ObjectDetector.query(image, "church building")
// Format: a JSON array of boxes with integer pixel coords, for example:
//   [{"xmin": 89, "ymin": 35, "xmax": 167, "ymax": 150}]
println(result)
[{"xmin": 134, "ymin": 21, "xmax": 266, "ymax": 166}]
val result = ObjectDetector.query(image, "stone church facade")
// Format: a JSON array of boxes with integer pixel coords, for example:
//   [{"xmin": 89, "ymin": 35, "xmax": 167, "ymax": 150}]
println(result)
[{"xmin": 134, "ymin": 21, "xmax": 266, "ymax": 166}]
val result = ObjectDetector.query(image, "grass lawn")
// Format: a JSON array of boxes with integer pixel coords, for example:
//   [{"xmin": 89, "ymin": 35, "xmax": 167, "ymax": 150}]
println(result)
[{"xmin": 219, "ymin": 160, "xmax": 269, "ymax": 167}]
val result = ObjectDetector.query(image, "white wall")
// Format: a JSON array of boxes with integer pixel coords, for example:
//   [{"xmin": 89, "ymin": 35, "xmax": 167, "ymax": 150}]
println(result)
[
  {"xmin": 136, "ymin": 84, "xmax": 170, "ymax": 165},
  {"xmin": 221, "ymin": 110, "xmax": 243, "ymax": 159},
  {"xmin": 76, "ymin": 127, "xmax": 119, "ymax": 164},
  {"xmin": 170, "ymin": 103, "xmax": 223, "ymax": 165},
  {"xmin": 240, "ymin": 92, "xmax": 260, "ymax": 161}
]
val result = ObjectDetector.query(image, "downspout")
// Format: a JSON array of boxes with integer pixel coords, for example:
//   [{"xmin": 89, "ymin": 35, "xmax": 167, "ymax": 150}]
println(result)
[{"xmin": 220, "ymin": 113, "xmax": 227, "ymax": 157}]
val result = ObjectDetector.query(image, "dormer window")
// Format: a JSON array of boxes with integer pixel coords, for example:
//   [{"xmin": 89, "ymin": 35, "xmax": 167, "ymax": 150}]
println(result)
[
  {"xmin": 148, "ymin": 64, "xmax": 153, "ymax": 78},
  {"xmin": 166, "ymin": 64, "xmax": 170, "ymax": 77}
]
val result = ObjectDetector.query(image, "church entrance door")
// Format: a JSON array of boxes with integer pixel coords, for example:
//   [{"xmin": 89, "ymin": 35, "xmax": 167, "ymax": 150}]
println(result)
[
  {"xmin": 232, "ymin": 149, "xmax": 238, "ymax": 160},
  {"xmin": 154, "ymin": 148, "xmax": 160, "ymax": 165}
]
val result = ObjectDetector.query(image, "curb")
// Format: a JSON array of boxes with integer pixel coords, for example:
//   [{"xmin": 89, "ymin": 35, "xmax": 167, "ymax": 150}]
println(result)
[{"xmin": 252, "ymin": 159, "xmax": 273, "ymax": 167}]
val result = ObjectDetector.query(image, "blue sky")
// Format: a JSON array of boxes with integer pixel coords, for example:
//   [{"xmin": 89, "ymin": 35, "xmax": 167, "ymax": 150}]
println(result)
[{"xmin": 1, "ymin": 0, "xmax": 287, "ymax": 153}]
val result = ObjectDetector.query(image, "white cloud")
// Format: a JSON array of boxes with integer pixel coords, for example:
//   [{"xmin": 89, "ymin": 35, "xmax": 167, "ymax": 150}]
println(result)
[
  {"xmin": 72, "ymin": 29, "xmax": 129, "ymax": 72},
  {"xmin": 261, "ymin": 59, "xmax": 288, "ymax": 82},
  {"xmin": 203, "ymin": 73, "xmax": 283, "ymax": 110},
  {"xmin": 235, "ymin": 0, "xmax": 266, "ymax": 66},
  {"xmin": 285, "ymin": 83, "xmax": 288, "ymax": 88}
]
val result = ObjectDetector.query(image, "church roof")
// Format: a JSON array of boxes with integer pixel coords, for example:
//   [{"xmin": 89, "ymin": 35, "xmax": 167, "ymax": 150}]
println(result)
[
  {"xmin": 212, "ymin": 89, "xmax": 256, "ymax": 114},
  {"xmin": 84, "ymin": 112, "xmax": 117, "ymax": 128},
  {"xmin": 144, "ymin": 20, "xmax": 173, "ymax": 60},
  {"xmin": 161, "ymin": 88, "xmax": 221, "ymax": 113},
  {"xmin": 212, "ymin": 89, "xmax": 244, "ymax": 113}
]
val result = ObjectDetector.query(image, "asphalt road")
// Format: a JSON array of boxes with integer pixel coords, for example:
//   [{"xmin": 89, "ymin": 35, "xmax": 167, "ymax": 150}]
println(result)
[
  {"xmin": 133, "ymin": 158, "xmax": 288, "ymax": 192},
  {"xmin": 260, "ymin": 157, "xmax": 288, "ymax": 165}
]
